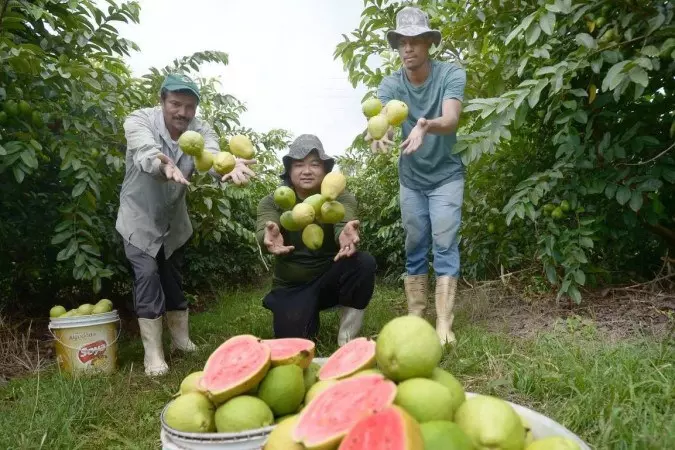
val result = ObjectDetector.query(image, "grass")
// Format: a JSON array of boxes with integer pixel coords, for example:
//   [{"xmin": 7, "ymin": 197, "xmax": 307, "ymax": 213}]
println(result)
[{"xmin": 0, "ymin": 282, "xmax": 673, "ymax": 449}]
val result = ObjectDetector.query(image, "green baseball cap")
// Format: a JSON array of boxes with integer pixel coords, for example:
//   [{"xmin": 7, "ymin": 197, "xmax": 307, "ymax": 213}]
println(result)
[{"xmin": 160, "ymin": 73, "xmax": 200, "ymax": 103}]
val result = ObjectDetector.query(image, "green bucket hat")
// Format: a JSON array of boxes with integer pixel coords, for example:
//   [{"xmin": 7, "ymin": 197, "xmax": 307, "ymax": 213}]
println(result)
[{"xmin": 160, "ymin": 73, "xmax": 200, "ymax": 103}]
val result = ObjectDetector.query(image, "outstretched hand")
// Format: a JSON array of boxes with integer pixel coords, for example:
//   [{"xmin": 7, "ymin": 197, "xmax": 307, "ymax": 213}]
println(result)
[
  {"xmin": 158, "ymin": 154, "xmax": 190, "ymax": 185},
  {"xmin": 335, "ymin": 220, "xmax": 360, "ymax": 261},
  {"xmin": 400, "ymin": 118, "xmax": 428, "ymax": 155},
  {"xmin": 264, "ymin": 221, "xmax": 295, "ymax": 255},
  {"xmin": 221, "ymin": 158, "xmax": 257, "ymax": 185}
]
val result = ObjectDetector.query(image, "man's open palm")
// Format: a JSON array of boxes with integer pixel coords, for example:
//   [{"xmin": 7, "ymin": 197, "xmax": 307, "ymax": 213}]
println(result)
[
  {"xmin": 264, "ymin": 221, "xmax": 294, "ymax": 255},
  {"xmin": 335, "ymin": 220, "xmax": 360, "ymax": 261}
]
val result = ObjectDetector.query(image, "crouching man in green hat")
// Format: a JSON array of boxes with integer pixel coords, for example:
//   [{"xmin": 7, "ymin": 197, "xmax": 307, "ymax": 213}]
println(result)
[
  {"xmin": 116, "ymin": 73, "xmax": 256, "ymax": 376},
  {"xmin": 255, "ymin": 134, "xmax": 377, "ymax": 346}
]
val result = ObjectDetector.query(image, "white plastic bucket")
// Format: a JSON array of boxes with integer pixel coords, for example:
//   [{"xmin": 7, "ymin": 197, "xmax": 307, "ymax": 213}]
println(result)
[
  {"xmin": 48, "ymin": 311, "xmax": 121, "ymax": 376},
  {"xmin": 158, "ymin": 356, "xmax": 591, "ymax": 450}
]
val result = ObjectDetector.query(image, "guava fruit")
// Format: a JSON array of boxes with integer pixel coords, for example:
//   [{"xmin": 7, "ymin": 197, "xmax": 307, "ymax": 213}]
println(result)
[
  {"xmin": 319, "ymin": 201, "xmax": 345, "ymax": 224},
  {"xmin": 291, "ymin": 203, "xmax": 315, "ymax": 229},
  {"xmin": 304, "ymin": 193, "xmax": 326, "ymax": 216},
  {"xmin": 394, "ymin": 378, "xmax": 455, "ymax": 423},
  {"xmin": 199, "ymin": 334, "xmax": 271, "ymax": 405},
  {"xmin": 77, "ymin": 303, "xmax": 94, "ymax": 315},
  {"xmin": 3, "ymin": 100, "xmax": 18, "ymax": 117},
  {"xmin": 386, "ymin": 100, "xmax": 409, "ymax": 127},
  {"xmin": 361, "ymin": 97, "xmax": 383, "ymax": 118},
  {"xmin": 520, "ymin": 414, "xmax": 534, "ymax": 447},
  {"xmin": 229, "ymin": 134, "xmax": 255, "ymax": 159},
  {"xmin": 256, "ymin": 364, "xmax": 306, "ymax": 417},
  {"xmin": 213, "ymin": 151, "xmax": 235, "ymax": 175},
  {"xmin": 18, "ymin": 100, "xmax": 31, "ymax": 117},
  {"xmin": 349, "ymin": 368, "xmax": 383, "ymax": 379},
  {"xmin": 178, "ymin": 371, "xmax": 204, "ymax": 395},
  {"xmin": 280, "ymin": 211, "xmax": 303, "ymax": 232},
  {"xmin": 337, "ymin": 405, "xmax": 424, "ymax": 450},
  {"xmin": 304, "ymin": 379, "xmax": 339, "ymax": 404},
  {"xmin": 50, "ymin": 305, "xmax": 67, "ymax": 318},
  {"xmin": 0, "ymin": 111, "xmax": 7, "ymax": 124},
  {"xmin": 274, "ymin": 186, "xmax": 296, "ymax": 210},
  {"xmin": 526, "ymin": 436, "xmax": 582, "ymax": 450},
  {"xmin": 318, "ymin": 337, "xmax": 376, "ymax": 381},
  {"xmin": 303, "ymin": 362, "xmax": 321, "ymax": 392},
  {"xmin": 302, "ymin": 224, "xmax": 324, "ymax": 251},
  {"xmin": 214, "ymin": 395, "xmax": 274, "ymax": 432},
  {"xmin": 321, "ymin": 171, "xmax": 347, "ymax": 200},
  {"xmin": 263, "ymin": 415, "xmax": 304, "ymax": 450},
  {"xmin": 420, "ymin": 420, "xmax": 473, "ymax": 450},
  {"xmin": 293, "ymin": 373, "xmax": 397, "ymax": 449},
  {"xmin": 375, "ymin": 316, "xmax": 442, "ymax": 382},
  {"xmin": 31, "ymin": 111, "xmax": 43, "ymax": 127},
  {"xmin": 368, "ymin": 114, "xmax": 390, "ymax": 140},
  {"xmin": 96, "ymin": 298, "xmax": 113, "ymax": 310},
  {"xmin": 263, "ymin": 337, "xmax": 315, "ymax": 369},
  {"xmin": 178, "ymin": 130, "xmax": 205, "ymax": 157},
  {"xmin": 454, "ymin": 395, "xmax": 525, "ymax": 450},
  {"xmin": 194, "ymin": 151, "xmax": 214, "ymax": 172},
  {"xmin": 430, "ymin": 367, "xmax": 466, "ymax": 415},
  {"xmin": 164, "ymin": 391, "xmax": 216, "ymax": 433},
  {"xmin": 92, "ymin": 303, "xmax": 110, "ymax": 315}
]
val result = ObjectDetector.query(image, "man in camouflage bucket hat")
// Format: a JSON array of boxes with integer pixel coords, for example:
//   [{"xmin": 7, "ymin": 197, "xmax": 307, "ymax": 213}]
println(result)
[
  {"xmin": 369, "ymin": 6, "xmax": 467, "ymax": 346},
  {"xmin": 116, "ymin": 73, "xmax": 256, "ymax": 377},
  {"xmin": 255, "ymin": 134, "xmax": 376, "ymax": 346}
]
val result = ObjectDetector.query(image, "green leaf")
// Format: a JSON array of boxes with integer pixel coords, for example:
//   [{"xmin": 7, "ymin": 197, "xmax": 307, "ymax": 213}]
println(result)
[
  {"xmin": 539, "ymin": 12, "xmax": 555, "ymax": 35},
  {"xmin": 579, "ymin": 237, "xmax": 594, "ymax": 249},
  {"xmin": 546, "ymin": 264, "xmax": 557, "ymax": 284},
  {"xmin": 525, "ymin": 22, "xmax": 541, "ymax": 46},
  {"xmin": 13, "ymin": 166, "xmax": 24, "ymax": 183},
  {"xmin": 628, "ymin": 67, "xmax": 649, "ymax": 87},
  {"xmin": 51, "ymin": 231, "xmax": 72, "ymax": 245},
  {"xmin": 629, "ymin": 191, "xmax": 643, "ymax": 212},
  {"xmin": 616, "ymin": 186, "xmax": 631, "ymax": 205},
  {"xmin": 575, "ymin": 33, "xmax": 597, "ymax": 49},
  {"xmin": 0, "ymin": 144, "xmax": 6, "ymax": 156},
  {"xmin": 602, "ymin": 61, "xmax": 630, "ymax": 92},
  {"xmin": 637, "ymin": 179, "xmax": 662, "ymax": 192},
  {"xmin": 72, "ymin": 181, "xmax": 87, "ymax": 197},
  {"xmin": 574, "ymin": 269, "xmax": 586, "ymax": 286},
  {"xmin": 640, "ymin": 45, "xmax": 660, "ymax": 57},
  {"xmin": 568, "ymin": 285, "xmax": 582, "ymax": 304}
]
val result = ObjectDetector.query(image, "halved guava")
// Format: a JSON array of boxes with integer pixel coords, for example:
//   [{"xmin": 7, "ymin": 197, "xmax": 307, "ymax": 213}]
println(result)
[
  {"xmin": 262, "ymin": 337, "xmax": 315, "ymax": 369},
  {"xmin": 317, "ymin": 337, "xmax": 376, "ymax": 381},
  {"xmin": 337, "ymin": 405, "xmax": 424, "ymax": 450}
]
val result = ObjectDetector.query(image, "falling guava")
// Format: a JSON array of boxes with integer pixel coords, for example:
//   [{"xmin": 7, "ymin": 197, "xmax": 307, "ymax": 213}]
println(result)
[
  {"xmin": 320, "ymin": 201, "xmax": 345, "ymax": 224},
  {"xmin": 274, "ymin": 186, "xmax": 296, "ymax": 210},
  {"xmin": 386, "ymin": 100, "xmax": 409, "ymax": 127},
  {"xmin": 291, "ymin": 203, "xmax": 315, "ymax": 229},
  {"xmin": 368, "ymin": 115, "xmax": 389, "ymax": 140},
  {"xmin": 302, "ymin": 224, "xmax": 324, "ymax": 251},
  {"xmin": 213, "ymin": 151, "xmax": 236, "ymax": 175},
  {"xmin": 229, "ymin": 134, "xmax": 255, "ymax": 159},
  {"xmin": 178, "ymin": 130, "xmax": 205, "ymax": 157},
  {"xmin": 361, "ymin": 98, "xmax": 383, "ymax": 118},
  {"xmin": 321, "ymin": 171, "xmax": 347, "ymax": 201},
  {"xmin": 194, "ymin": 151, "xmax": 214, "ymax": 172},
  {"xmin": 280, "ymin": 211, "xmax": 303, "ymax": 232}
]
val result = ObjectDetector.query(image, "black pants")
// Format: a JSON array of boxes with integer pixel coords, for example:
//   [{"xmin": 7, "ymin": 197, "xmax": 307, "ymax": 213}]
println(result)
[
  {"xmin": 124, "ymin": 241, "xmax": 188, "ymax": 319},
  {"xmin": 262, "ymin": 251, "xmax": 377, "ymax": 339}
]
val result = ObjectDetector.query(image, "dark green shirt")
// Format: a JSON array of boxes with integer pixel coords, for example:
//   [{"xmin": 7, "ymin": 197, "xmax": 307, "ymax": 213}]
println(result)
[{"xmin": 256, "ymin": 189, "xmax": 357, "ymax": 289}]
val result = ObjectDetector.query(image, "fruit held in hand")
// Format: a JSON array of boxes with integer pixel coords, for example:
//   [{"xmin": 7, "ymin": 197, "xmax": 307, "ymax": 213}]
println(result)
[
  {"xmin": 386, "ymin": 100, "xmax": 409, "ymax": 127},
  {"xmin": 178, "ymin": 130, "xmax": 205, "ymax": 157},
  {"xmin": 229, "ymin": 134, "xmax": 255, "ymax": 159}
]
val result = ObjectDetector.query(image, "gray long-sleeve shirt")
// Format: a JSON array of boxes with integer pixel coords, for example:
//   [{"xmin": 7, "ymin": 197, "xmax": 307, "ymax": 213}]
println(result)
[{"xmin": 115, "ymin": 106, "xmax": 221, "ymax": 259}]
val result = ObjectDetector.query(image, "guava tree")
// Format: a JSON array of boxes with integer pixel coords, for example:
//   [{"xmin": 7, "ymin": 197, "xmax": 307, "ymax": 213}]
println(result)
[
  {"xmin": 0, "ymin": 0, "xmax": 290, "ymax": 309},
  {"xmin": 335, "ymin": 0, "xmax": 674, "ymax": 302}
]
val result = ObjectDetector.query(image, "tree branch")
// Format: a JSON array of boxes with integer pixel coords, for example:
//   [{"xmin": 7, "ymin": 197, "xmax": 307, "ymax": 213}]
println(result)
[{"xmin": 618, "ymin": 141, "xmax": 675, "ymax": 166}]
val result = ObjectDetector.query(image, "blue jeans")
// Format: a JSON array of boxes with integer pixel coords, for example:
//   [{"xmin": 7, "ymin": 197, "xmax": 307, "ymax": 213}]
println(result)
[{"xmin": 399, "ymin": 178, "xmax": 464, "ymax": 278}]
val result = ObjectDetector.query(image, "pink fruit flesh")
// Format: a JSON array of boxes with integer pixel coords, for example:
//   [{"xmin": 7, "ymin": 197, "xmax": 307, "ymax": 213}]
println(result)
[
  {"xmin": 293, "ymin": 374, "xmax": 397, "ymax": 447},
  {"xmin": 318, "ymin": 337, "xmax": 376, "ymax": 380},
  {"xmin": 201, "ymin": 335, "xmax": 269, "ymax": 391},
  {"xmin": 338, "ymin": 406, "xmax": 407, "ymax": 450},
  {"xmin": 263, "ymin": 338, "xmax": 315, "ymax": 361}
]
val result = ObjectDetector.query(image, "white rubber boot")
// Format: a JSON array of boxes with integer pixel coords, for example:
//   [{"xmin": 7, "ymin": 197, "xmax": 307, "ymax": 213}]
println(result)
[
  {"xmin": 337, "ymin": 307, "xmax": 365, "ymax": 347},
  {"xmin": 165, "ymin": 310, "xmax": 197, "ymax": 352},
  {"xmin": 404, "ymin": 273, "xmax": 428, "ymax": 316},
  {"xmin": 138, "ymin": 317, "xmax": 169, "ymax": 376},
  {"xmin": 435, "ymin": 275, "xmax": 458, "ymax": 345}
]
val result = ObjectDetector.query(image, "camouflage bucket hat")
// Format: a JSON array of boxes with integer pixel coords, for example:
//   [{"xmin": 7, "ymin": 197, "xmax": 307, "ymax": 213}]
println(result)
[
  {"xmin": 386, "ymin": 6, "xmax": 442, "ymax": 50},
  {"xmin": 280, "ymin": 134, "xmax": 335, "ymax": 182}
]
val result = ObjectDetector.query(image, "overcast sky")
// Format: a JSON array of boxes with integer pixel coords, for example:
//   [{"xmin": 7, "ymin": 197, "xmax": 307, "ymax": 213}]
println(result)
[{"xmin": 111, "ymin": 0, "xmax": 375, "ymax": 157}]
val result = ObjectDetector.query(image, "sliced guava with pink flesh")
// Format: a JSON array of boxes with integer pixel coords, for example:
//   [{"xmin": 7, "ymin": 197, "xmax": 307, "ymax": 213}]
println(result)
[
  {"xmin": 292, "ymin": 373, "xmax": 397, "ymax": 449},
  {"xmin": 337, "ymin": 405, "xmax": 425, "ymax": 450},
  {"xmin": 317, "ymin": 337, "xmax": 376, "ymax": 381},
  {"xmin": 199, "ymin": 334, "xmax": 271, "ymax": 405},
  {"xmin": 262, "ymin": 337, "xmax": 316, "ymax": 369}
]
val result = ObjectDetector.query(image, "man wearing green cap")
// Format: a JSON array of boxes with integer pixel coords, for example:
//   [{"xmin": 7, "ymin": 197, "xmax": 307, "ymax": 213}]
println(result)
[
  {"xmin": 255, "ymin": 134, "xmax": 376, "ymax": 346},
  {"xmin": 368, "ymin": 6, "xmax": 466, "ymax": 346},
  {"xmin": 116, "ymin": 73, "xmax": 256, "ymax": 377}
]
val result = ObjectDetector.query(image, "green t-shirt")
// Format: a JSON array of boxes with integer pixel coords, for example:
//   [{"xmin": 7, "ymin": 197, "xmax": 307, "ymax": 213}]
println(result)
[
  {"xmin": 378, "ymin": 59, "xmax": 467, "ymax": 191},
  {"xmin": 255, "ymin": 189, "xmax": 357, "ymax": 289}
]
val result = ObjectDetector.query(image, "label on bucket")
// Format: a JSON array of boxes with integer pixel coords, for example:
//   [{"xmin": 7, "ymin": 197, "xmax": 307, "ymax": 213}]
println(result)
[{"xmin": 54, "ymin": 322, "xmax": 118, "ymax": 375}]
